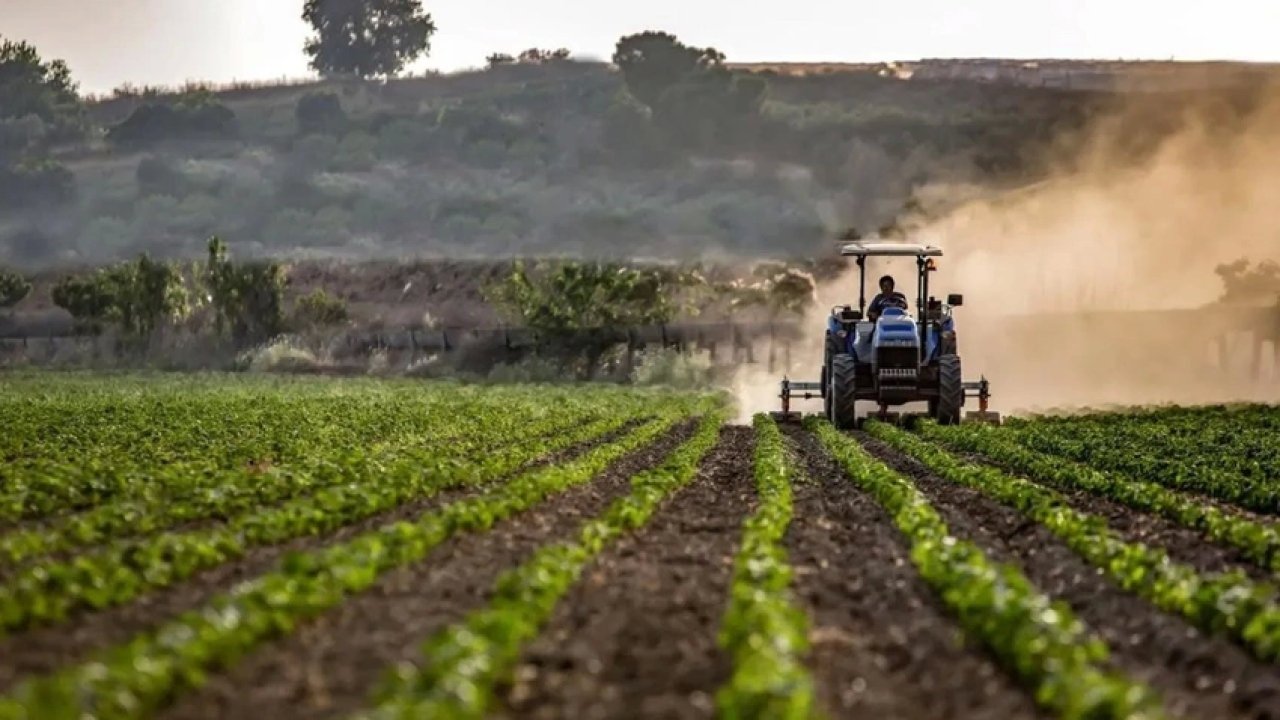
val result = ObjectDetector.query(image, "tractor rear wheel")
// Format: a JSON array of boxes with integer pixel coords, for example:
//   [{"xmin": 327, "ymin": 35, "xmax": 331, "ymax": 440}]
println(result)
[
  {"xmin": 829, "ymin": 353, "xmax": 858, "ymax": 429},
  {"xmin": 933, "ymin": 354, "xmax": 963, "ymax": 425},
  {"xmin": 821, "ymin": 361, "xmax": 832, "ymax": 419}
]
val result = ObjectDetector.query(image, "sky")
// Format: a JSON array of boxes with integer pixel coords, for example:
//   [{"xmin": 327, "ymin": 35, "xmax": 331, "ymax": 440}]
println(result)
[{"xmin": 6, "ymin": 0, "xmax": 1280, "ymax": 94}]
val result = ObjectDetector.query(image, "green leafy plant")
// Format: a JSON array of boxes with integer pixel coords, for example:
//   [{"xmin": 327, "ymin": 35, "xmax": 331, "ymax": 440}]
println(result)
[
  {"xmin": 204, "ymin": 236, "xmax": 286, "ymax": 345},
  {"xmin": 815, "ymin": 418, "xmax": 1162, "ymax": 719},
  {"xmin": 869, "ymin": 420, "xmax": 1280, "ymax": 665},
  {"xmin": 715, "ymin": 415, "xmax": 816, "ymax": 719},
  {"xmin": 0, "ymin": 266, "xmax": 30, "ymax": 310}
]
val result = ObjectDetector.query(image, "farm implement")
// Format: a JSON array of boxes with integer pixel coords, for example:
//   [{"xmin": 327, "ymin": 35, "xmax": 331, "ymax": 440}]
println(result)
[{"xmin": 774, "ymin": 240, "xmax": 1000, "ymax": 428}]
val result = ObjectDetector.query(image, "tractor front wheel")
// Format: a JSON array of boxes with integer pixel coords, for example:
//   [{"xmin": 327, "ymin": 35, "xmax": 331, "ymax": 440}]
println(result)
[
  {"xmin": 829, "ymin": 353, "xmax": 858, "ymax": 429},
  {"xmin": 933, "ymin": 354, "xmax": 963, "ymax": 425}
]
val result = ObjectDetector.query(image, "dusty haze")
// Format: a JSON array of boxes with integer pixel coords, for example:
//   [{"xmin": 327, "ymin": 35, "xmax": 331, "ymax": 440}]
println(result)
[{"xmin": 731, "ymin": 85, "xmax": 1280, "ymax": 420}]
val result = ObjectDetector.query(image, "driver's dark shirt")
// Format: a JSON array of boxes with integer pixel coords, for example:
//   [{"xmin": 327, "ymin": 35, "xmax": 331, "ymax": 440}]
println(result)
[{"xmin": 869, "ymin": 291, "xmax": 908, "ymax": 317}]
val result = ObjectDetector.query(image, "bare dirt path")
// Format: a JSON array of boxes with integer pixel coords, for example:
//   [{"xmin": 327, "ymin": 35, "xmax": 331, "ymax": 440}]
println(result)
[
  {"xmin": 785, "ymin": 427, "xmax": 1044, "ymax": 720},
  {"xmin": 494, "ymin": 426, "xmax": 754, "ymax": 720},
  {"xmin": 156, "ymin": 420, "xmax": 700, "ymax": 720},
  {"xmin": 861, "ymin": 433, "xmax": 1280, "ymax": 720}
]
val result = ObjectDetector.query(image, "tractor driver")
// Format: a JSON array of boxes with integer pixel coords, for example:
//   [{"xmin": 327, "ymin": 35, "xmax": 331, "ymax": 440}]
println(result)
[{"xmin": 868, "ymin": 275, "xmax": 908, "ymax": 321}]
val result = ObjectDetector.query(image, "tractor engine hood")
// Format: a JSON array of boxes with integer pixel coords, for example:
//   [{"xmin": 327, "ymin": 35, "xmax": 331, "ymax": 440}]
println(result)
[{"xmin": 873, "ymin": 309, "xmax": 919, "ymax": 348}]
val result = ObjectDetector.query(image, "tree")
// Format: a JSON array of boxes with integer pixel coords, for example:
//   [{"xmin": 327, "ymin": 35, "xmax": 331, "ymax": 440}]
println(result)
[
  {"xmin": 302, "ymin": 0, "xmax": 436, "ymax": 78},
  {"xmin": 0, "ymin": 37, "xmax": 82, "ymax": 139},
  {"xmin": 1216, "ymin": 259, "xmax": 1280, "ymax": 305},
  {"xmin": 725, "ymin": 264, "xmax": 816, "ymax": 320},
  {"xmin": 51, "ymin": 255, "xmax": 188, "ymax": 336},
  {"xmin": 0, "ymin": 267, "xmax": 30, "ymax": 310},
  {"xmin": 204, "ymin": 237, "xmax": 286, "ymax": 345},
  {"xmin": 295, "ymin": 91, "xmax": 347, "ymax": 135},
  {"xmin": 487, "ymin": 260, "xmax": 690, "ymax": 376},
  {"xmin": 612, "ymin": 32, "xmax": 724, "ymax": 110},
  {"xmin": 611, "ymin": 32, "xmax": 764, "ymax": 152}
]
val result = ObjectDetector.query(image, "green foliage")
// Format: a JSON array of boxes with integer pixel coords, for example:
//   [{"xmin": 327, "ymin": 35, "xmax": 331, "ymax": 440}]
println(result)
[
  {"xmin": 724, "ymin": 264, "xmax": 817, "ymax": 319},
  {"xmin": 716, "ymin": 415, "xmax": 816, "ymax": 719},
  {"xmin": 815, "ymin": 419, "xmax": 1163, "ymax": 719},
  {"xmin": 135, "ymin": 155, "xmax": 186, "ymax": 197},
  {"xmin": 0, "ymin": 157, "xmax": 73, "ymax": 209},
  {"xmin": 612, "ymin": 32, "xmax": 726, "ymax": 110},
  {"xmin": 870, "ymin": 420, "xmax": 1280, "ymax": 665},
  {"xmin": 361, "ymin": 412, "xmax": 723, "ymax": 719},
  {"xmin": 1010, "ymin": 406, "xmax": 1280, "ymax": 512},
  {"xmin": 612, "ymin": 31, "xmax": 763, "ymax": 151},
  {"xmin": 303, "ymin": 0, "xmax": 436, "ymax": 78},
  {"xmin": 50, "ymin": 255, "xmax": 188, "ymax": 336},
  {"xmin": 108, "ymin": 92, "xmax": 237, "ymax": 147},
  {"xmin": 0, "ymin": 36, "xmax": 82, "ymax": 141},
  {"xmin": 923, "ymin": 420, "xmax": 1280, "ymax": 574},
  {"xmin": 292, "ymin": 288, "xmax": 349, "ymax": 328},
  {"xmin": 204, "ymin": 237, "xmax": 286, "ymax": 345},
  {"xmin": 295, "ymin": 91, "xmax": 348, "ymax": 135},
  {"xmin": 488, "ymin": 260, "xmax": 684, "ymax": 336},
  {"xmin": 0, "ymin": 380, "xmax": 714, "ymax": 718},
  {"xmin": 0, "ymin": 115, "xmax": 46, "ymax": 165},
  {"xmin": 0, "ymin": 266, "xmax": 31, "ymax": 309}
]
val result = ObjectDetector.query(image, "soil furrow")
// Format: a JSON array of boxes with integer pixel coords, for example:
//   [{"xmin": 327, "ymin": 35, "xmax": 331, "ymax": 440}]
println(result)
[
  {"xmin": 860, "ymin": 433, "xmax": 1280, "ymax": 720},
  {"xmin": 0, "ymin": 419, "xmax": 656, "ymax": 694},
  {"xmin": 958, "ymin": 450, "xmax": 1274, "ymax": 582},
  {"xmin": 785, "ymin": 427, "xmax": 1044, "ymax": 720},
  {"xmin": 154, "ymin": 419, "xmax": 697, "ymax": 720},
  {"xmin": 494, "ymin": 426, "xmax": 753, "ymax": 720}
]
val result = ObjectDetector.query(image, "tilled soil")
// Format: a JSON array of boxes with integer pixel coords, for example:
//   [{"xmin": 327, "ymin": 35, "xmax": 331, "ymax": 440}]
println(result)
[
  {"xmin": 157, "ymin": 420, "xmax": 699, "ymax": 720},
  {"xmin": 861, "ymin": 434, "xmax": 1280, "ymax": 720},
  {"xmin": 0, "ymin": 420, "xmax": 655, "ymax": 694},
  {"xmin": 784, "ymin": 427, "xmax": 1044, "ymax": 720},
  {"xmin": 962, "ymin": 451, "xmax": 1273, "ymax": 581},
  {"xmin": 494, "ymin": 426, "xmax": 754, "ymax": 720}
]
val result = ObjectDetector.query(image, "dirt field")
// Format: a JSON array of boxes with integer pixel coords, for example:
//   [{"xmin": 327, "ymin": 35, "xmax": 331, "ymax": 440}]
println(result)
[{"xmin": 3, "ymin": 375, "xmax": 1280, "ymax": 719}]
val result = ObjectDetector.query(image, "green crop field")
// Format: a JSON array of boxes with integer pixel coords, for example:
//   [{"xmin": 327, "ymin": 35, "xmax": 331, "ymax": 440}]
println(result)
[{"xmin": 1, "ymin": 372, "xmax": 1279, "ymax": 719}]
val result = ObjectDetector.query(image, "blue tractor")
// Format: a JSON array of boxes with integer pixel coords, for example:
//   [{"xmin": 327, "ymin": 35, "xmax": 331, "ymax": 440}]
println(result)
[{"xmin": 776, "ymin": 240, "xmax": 998, "ymax": 428}]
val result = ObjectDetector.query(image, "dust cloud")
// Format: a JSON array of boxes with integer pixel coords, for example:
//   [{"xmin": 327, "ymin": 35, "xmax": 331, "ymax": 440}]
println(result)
[{"xmin": 729, "ymin": 83, "xmax": 1280, "ymax": 421}]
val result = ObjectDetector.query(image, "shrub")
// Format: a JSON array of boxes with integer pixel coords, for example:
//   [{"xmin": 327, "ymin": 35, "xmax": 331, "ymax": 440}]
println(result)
[
  {"xmin": 0, "ymin": 267, "xmax": 31, "ymax": 309},
  {"xmin": 136, "ymin": 156, "xmax": 187, "ymax": 197},
  {"xmin": 51, "ymin": 255, "xmax": 189, "ymax": 336},
  {"xmin": 0, "ymin": 158, "xmax": 74, "ymax": 209},
  {"xmin": 109, "ymin": 94, "xmax": 237, "ymax": 147},
  {"xmin": 204, "ymin": 237, "xmax": 286, "ymax": 345},
  {"xmin": 333, "ymin": 131, "xmax": 377, "ymax": 171},
  {"xmin": 630, "ymin": 347, "xmax": 713, "ymax": 389},
  {"xmin": 295, "ymin": 92, "xmax": 347, "ymax": 135},
  {"xmin": 292, "ymin": 288, "xmax": 349, "ymax": 329}
]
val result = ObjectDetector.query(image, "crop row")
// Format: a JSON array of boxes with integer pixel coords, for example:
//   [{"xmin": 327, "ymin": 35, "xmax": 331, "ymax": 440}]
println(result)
[
  {"xmin": 0, "ymin": 404, "xmax": 614, "ymax": 567},
  {"xmin": 869, "ymin": 422, "xmax": 1280, "ymax": 663},
  {"xmin": 0, "ymin": 403, "xmax": 717, "ymax": 720},
  {"xmin": 356, "ymin": 413, "xmax": 724, "ymax": 719},
  {"xmin": 1008, "ymin": 410, "xmax": 1280, "ymax": 507},
  {"xmin": 0, "ymin": 380, "xmax": 472, "ymax": 472},
  {"xmin": 813, "ymin": 419, "xmax": 1161, "ymax": 719},
  {"xmin": 921, "ymin": 421, "xmax": 1280, "ymax": 573},
  {"xmin": 0, "ymin": 402, "xmax": 675, "ymax": 633},
  {"xmin": 713, "ymin": 415, "xmax": 815, "ymax": 719},
  {"xmin": 0, "ymin": 383, "xmax": 624, "ymax": 524}
]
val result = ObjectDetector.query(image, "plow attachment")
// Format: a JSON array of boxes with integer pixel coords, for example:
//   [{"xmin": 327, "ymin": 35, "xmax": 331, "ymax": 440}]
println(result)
[{"xmin": 770, "ymin": 376, "xmax": 1002, "ymax": 426}]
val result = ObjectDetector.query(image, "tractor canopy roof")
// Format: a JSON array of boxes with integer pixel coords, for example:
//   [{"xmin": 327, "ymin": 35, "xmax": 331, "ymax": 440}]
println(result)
[{"xmin": 840, "ymin": 241, "xmax": 943, "ymax": 257}]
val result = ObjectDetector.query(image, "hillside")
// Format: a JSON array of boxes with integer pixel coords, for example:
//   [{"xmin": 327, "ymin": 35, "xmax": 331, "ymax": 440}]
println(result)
[{"xmin": 3, "ymin": 58, "xmax": 1126, "ymax": 270}]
